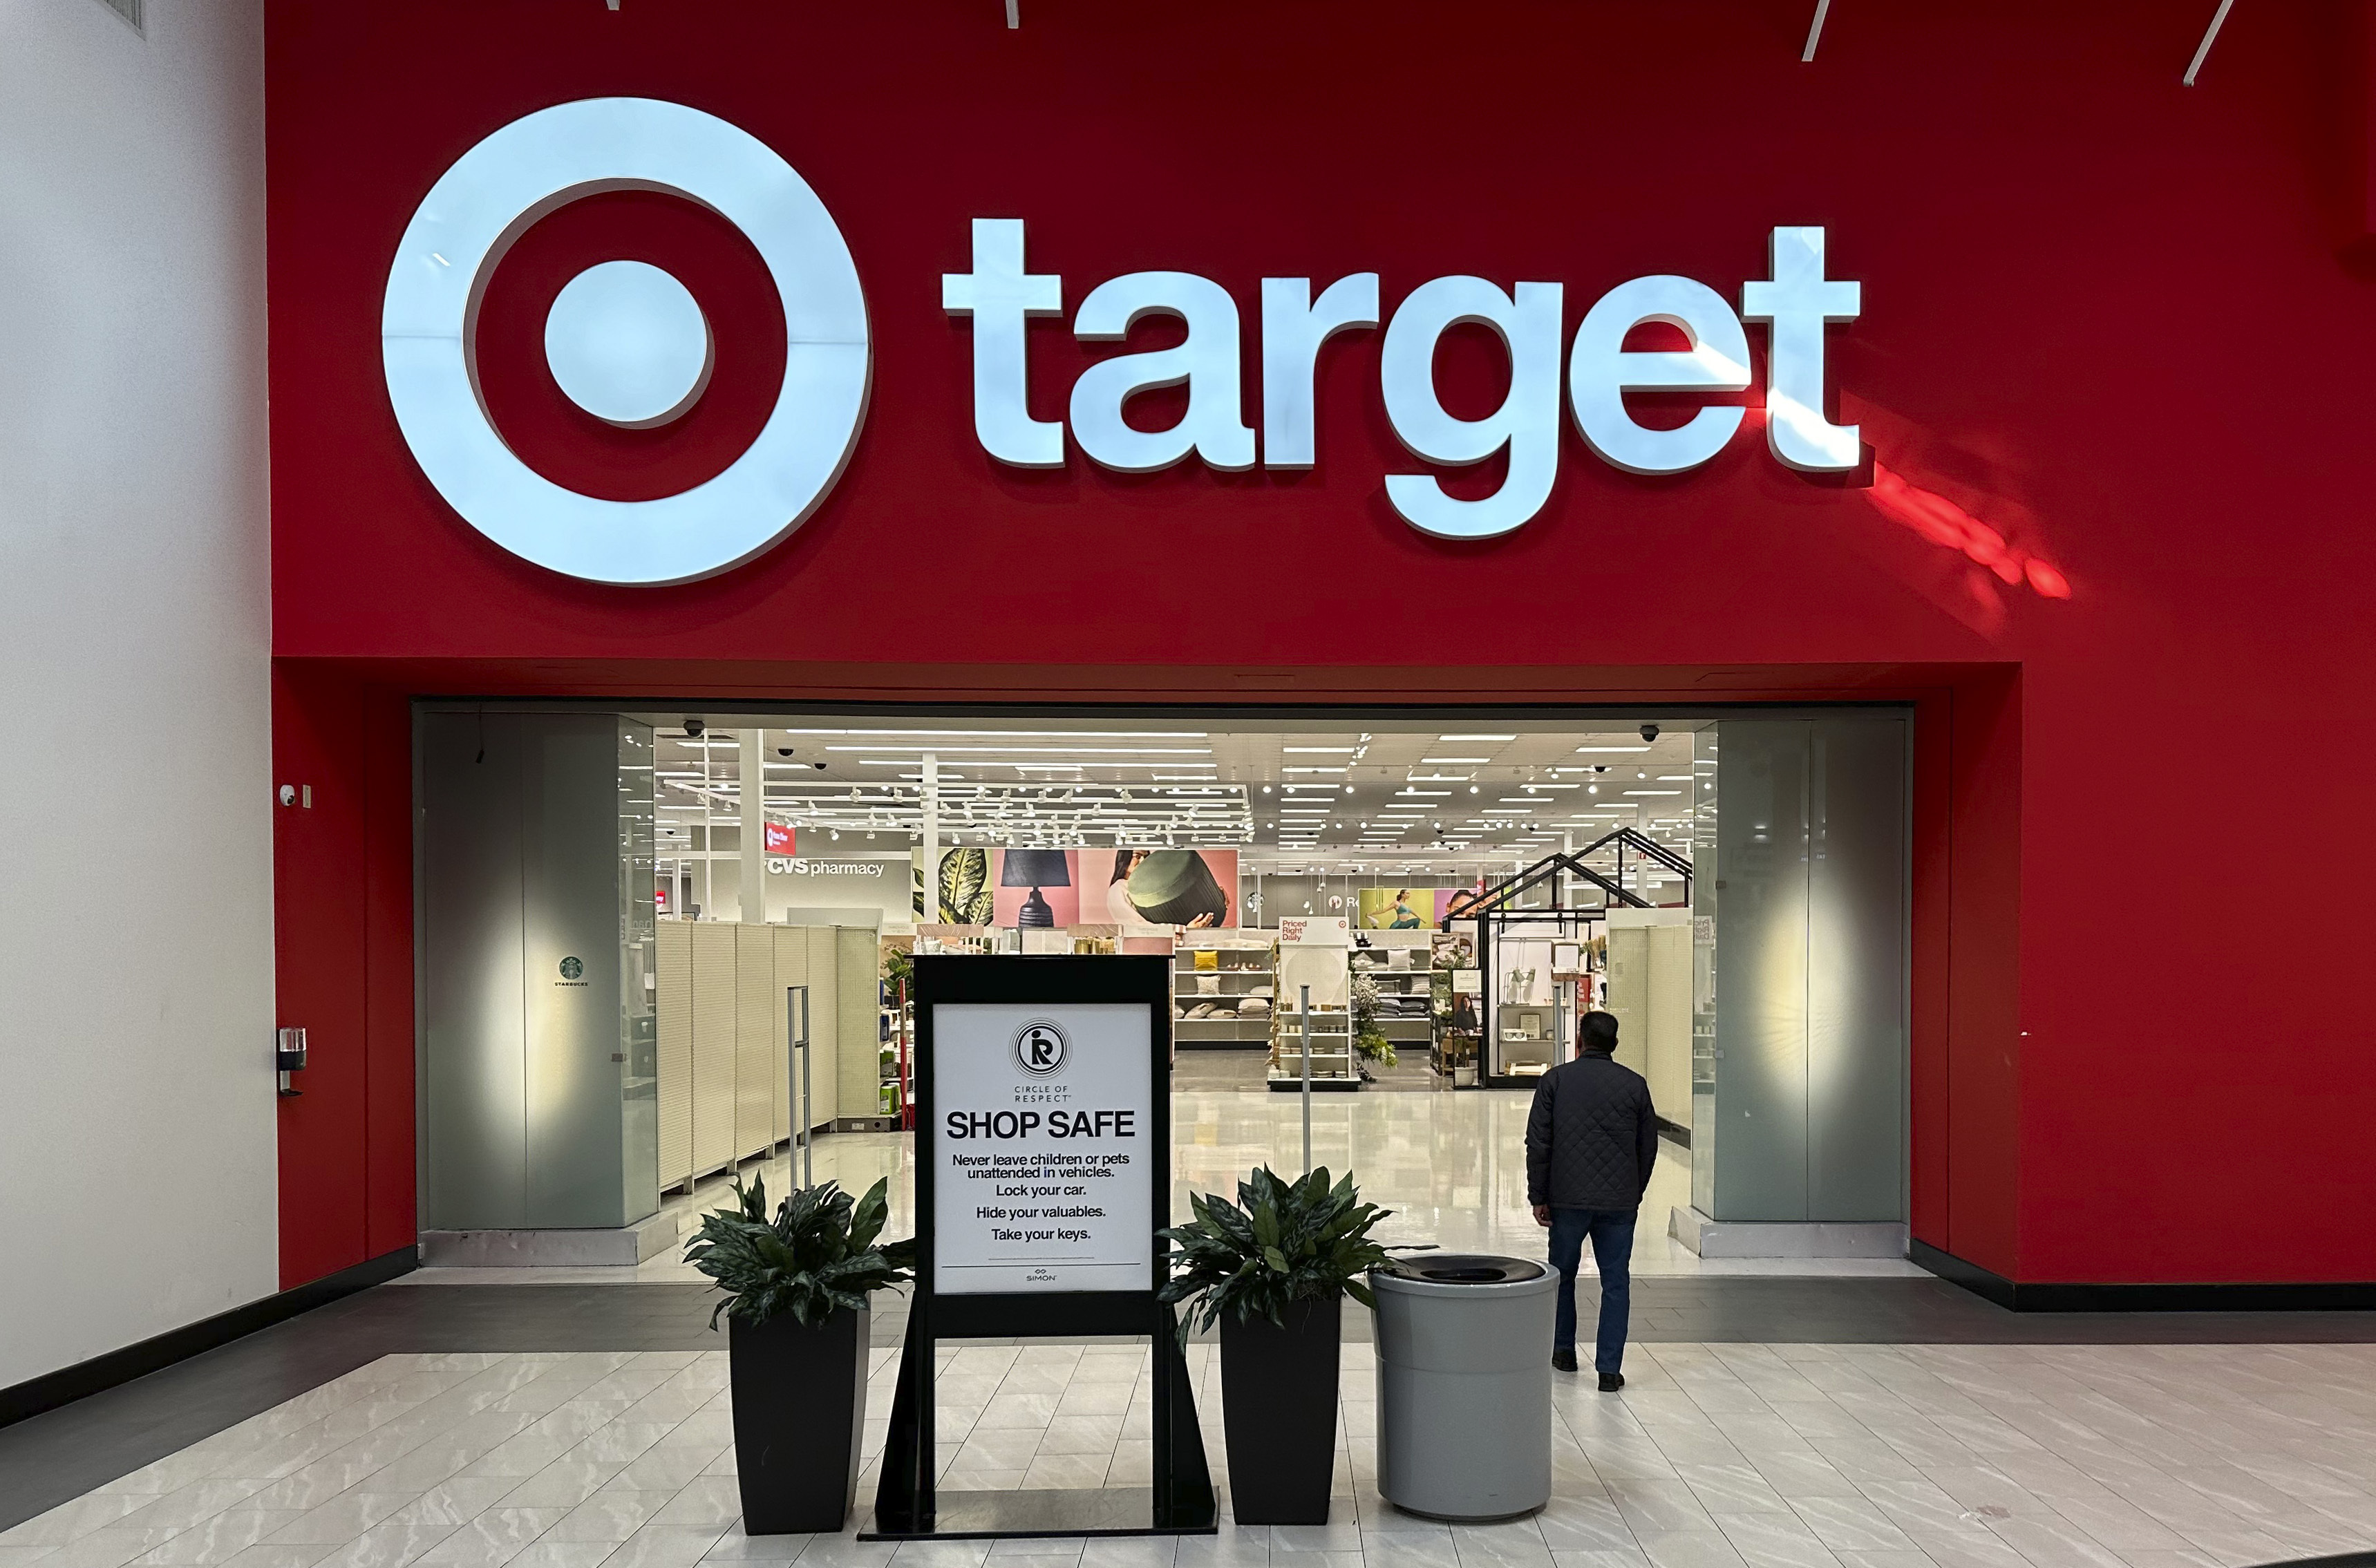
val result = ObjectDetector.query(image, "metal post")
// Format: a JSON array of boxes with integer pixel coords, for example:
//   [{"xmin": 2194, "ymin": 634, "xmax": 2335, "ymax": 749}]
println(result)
[
  {"xmin": 786, "ymin": 984, "xmax": 812, "ymax": 1188},
  {"xmin": 1299, "ymin": 983, "xmax": 1313, "ymax": 1173}
]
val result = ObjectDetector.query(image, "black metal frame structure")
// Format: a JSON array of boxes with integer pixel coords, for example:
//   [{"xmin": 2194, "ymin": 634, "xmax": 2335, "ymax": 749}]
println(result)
[
  {"xmin": 1439, "ymin": 831, "xmax": 1694, "ymax": 1089},
  {"xmin": 867, "ymin": 955, "xmax": 1215, "ymax": 1540}
]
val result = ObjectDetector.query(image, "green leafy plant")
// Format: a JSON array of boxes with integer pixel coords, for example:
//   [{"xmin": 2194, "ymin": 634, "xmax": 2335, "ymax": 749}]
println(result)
[
  {"xmin": 683, "ymin": 1173, "xmax": 915, "ymax": 1329},
  {"xmin": 1158, "ymin": 1165, "xmax": 1406, "ymax": 1332},
  {"xmin": 1350, "ymin": 974, "xmax": 1396, "ymax": 1068}
]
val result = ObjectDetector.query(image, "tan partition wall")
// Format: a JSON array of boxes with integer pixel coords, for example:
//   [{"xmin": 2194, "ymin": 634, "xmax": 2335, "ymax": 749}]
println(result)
[
  {"xmin": 1645, "ymin": 922, "xmax": 1693, "ymax": 1124},
  {"xmin": 804, "ymin": 927, "xmax": 842, "ymax": 1126},
  {"xmin": 689, "ymin": 921, "xmax": 738, "ymax": 1178},
  {"xmin": 1607, "ymin": 908, "xmax": 1693, "ymax": 1126},
  {"xmin": 654, "ymin": 921, "xmax": 868, "ymax": 1181},
  {"xmin": 771, "ymin": 927, "xmax": 804, "ymax": 1141},
  {"xmin": 838, "ymin": 927, "xmax": 878, "ymax": 1119},
  {"xmin": 733, "ymin": 925, "xmax": 778, "ymax": 1161},
  {"xmin": 656, "ymin": 920, "xmax": 692, "ymax": 1190}
]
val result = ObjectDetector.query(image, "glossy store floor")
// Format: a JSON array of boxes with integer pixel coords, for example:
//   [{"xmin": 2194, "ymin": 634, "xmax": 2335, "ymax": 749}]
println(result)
[
  {"xmin": 16, "ymin": 1068, "xmax": 2376, "ymax": 1567},
  {"xmin": 11, "ymin": 1335, "xmax": 2376, "ymax": 1568},
  {"xmin": 395, "ymin": 1074, "xmax": 1923, "ymax": 1288}
]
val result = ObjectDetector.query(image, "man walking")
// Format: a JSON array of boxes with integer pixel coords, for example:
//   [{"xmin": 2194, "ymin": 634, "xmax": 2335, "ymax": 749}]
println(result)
[{"xmin": 1525, "ymin": 1010, "xmax": 1657, "ymax": 1390}]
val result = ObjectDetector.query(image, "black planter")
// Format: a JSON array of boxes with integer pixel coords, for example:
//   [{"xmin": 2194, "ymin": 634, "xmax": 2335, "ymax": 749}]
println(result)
[
  {"xmin": 1219, "ymin": 1295, "xmax": 1341, "ymax": 1524},
  {"xmin": 728, "ymin": 1305, "xmax": 867, "ymax": 1534}
]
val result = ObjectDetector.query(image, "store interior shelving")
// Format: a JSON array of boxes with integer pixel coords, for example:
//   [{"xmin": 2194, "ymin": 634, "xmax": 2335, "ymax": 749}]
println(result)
[
  {"xmin": 1270, "ymin": 933, "xmax": 1358, "ymax": 1091},
  {"xmin": 1173, "ymin": 941, "xmax": 1275, "ymax": 1048}
]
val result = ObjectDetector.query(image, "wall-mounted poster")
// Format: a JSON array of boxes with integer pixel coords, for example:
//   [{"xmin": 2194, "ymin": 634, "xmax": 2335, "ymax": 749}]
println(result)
[
  {"xmin": 1440, "ymin": 885, "xmax": 1492, "ymax": 923},
  {"xmin": 928, "ymin": 848, "xmax": 1239, "ymax": 929},
  {"xmin": 1076, "ymin": 849, "xmax": 1238, "ymax": 929},
  {"xmin": 931, "ymin": 848, "xmax": 999, "ymax": 925},
  {"xmin": 991, "ymin": 850, "xmax": 1082, "ymax": 928},
  {"xmin": 1357, "ymin": 887, "xmax": 1436, "ymax": 929}
]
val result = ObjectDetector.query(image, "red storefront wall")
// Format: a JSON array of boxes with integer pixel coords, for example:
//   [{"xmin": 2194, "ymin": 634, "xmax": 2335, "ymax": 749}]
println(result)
[{"xmin": 265, "ymin": 1, "xmax": 2376, "ymax": 1292}]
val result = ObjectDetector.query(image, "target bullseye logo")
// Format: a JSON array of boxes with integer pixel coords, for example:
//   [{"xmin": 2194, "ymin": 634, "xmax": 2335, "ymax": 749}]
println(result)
[
  {"xmin": 543, "ymin": 260, "xmax": 714, "ymax": 429},
  {"xmin": 381, "ymin": 97, "xmax": 870, "ymax": 585}
]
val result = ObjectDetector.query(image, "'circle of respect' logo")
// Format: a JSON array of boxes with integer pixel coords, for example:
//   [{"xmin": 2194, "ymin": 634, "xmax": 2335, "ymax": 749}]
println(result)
[
  {"xmin": 381, "ymin": 97, "xmax": 871, "ymax": 585},
  {"xmin": 1012, "ymin": 1019, "xmax": 1070, "ymax": 1078}
]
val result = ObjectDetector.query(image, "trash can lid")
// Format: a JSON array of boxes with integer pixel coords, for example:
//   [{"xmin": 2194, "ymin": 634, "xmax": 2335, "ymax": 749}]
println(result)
[{"xmin": 1370, "ymin": 1254, "xmax": 1548, "ymax": 1288}]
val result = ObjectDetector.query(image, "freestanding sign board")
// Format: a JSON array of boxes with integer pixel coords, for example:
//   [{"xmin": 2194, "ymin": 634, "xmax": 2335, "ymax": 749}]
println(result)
[{"xmin": 867, "ymin": 956, "xmax": 1214, "ymax": 1540}]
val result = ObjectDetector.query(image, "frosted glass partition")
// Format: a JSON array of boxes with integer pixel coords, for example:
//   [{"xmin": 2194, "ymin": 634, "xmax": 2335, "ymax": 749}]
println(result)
[
  {"xmin": 1693, "ymin": 715, "xmax": 1908, "ymax": 1225},
  {"xmin": 419, "ymin": 711, "xmax": 659, "ymax": 1231},
  {"xmin": 618, "ymin": 723, "xmax": 659, "ymax": 1221}
]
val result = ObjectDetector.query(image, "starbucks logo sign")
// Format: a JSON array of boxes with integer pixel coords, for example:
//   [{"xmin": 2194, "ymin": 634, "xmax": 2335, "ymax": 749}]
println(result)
[{"xmin": 558, "ymin": 956, "xmax": 584, "ymax": 981}]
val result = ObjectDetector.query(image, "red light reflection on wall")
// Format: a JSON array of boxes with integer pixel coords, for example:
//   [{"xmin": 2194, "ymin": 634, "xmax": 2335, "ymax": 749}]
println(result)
[{"xmin": 1864, "ymin": 462, "xmax": 2071, "ymax": 599}]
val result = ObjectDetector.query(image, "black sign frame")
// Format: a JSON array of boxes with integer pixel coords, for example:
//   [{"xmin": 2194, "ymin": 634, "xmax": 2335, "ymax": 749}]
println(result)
[{"xmin": 865, "ymin": 954, "xmax": 1215, "ymax": 1540}]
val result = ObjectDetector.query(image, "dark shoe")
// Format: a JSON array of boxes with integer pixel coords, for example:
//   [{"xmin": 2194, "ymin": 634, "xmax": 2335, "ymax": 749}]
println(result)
[
  {"xmin": 1598, "ymin": 1372, "xmax": 1625, "ymax": 1392},
  {"xmin": 1550, "ymin": 1348, "xmax": 1578, "ymax": 1372}
]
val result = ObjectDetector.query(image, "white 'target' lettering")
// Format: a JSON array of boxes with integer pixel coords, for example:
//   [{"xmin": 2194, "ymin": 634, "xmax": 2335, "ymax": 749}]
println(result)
[
  {"xmin": 1068, "ymin": 272, "xmax": 1255, "ymax": 472},
  {"xmin": 1260, "ymin": 274, "xmax": 1379, "ymax": 468},
  {"xmin": 1568, "ymin": 274, "xmax": 1751, "ymax": 475},
  {"xmin": 1379, "ymin": 276, "xmax": 1564, "ymax": 539},
  {"xmin": 942, "ymin": 218, "xmax": 1064, "ymax": 467},
  {"xmin": 1741, "ymin": 226, "xmax": 1861, "ymax": 471}
]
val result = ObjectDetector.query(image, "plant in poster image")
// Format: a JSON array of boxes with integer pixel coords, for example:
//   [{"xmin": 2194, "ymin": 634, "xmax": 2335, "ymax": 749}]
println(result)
[{"xmin": 937, "ymin": 848, "xmax": 996, "ymax": 925}]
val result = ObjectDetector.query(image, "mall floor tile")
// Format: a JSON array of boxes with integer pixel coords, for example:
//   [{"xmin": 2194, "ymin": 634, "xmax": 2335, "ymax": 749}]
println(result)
[{"xmin": 10, "ymin": 1343, "xmax": 2376, "ymax": 1568}]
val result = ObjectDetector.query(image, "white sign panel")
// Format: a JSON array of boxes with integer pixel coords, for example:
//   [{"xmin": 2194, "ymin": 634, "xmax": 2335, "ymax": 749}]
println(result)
[
  {"xmin": 932, "ymin": 1002, "xmax": 1152, "ymax": 1294},
  {"xmin": 1279, "ymin": 916, "xmax": 1350, "ymax": 946}
]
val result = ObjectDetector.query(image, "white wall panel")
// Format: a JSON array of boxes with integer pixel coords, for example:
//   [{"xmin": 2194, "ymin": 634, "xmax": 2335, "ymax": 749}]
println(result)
[{"xmin": 0, "ymin": 1, "xmax": 273, "ymax": 1388}]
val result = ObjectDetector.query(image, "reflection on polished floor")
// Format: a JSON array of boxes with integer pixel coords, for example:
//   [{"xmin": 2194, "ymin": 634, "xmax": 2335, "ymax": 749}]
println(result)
[
  {"xmin": 397, "ymin": 1082, "xmax": 1923, "ymax": 1287},
  {"xmin": 13, "ymin": 1339, "xmax": 2376, "ymax": 1568}
]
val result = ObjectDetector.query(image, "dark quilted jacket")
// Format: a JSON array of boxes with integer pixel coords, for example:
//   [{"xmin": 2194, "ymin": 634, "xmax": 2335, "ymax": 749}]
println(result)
[{"xmin": 1525, "ymin": 1052, "xmax": 1657, "ymax": 1210}]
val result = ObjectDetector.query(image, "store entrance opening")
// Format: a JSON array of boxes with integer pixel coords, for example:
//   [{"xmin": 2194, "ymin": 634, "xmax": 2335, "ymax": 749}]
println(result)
[{"xmin": 411, "ymin": 706, "xmax": 1914, "ymax": 1281}]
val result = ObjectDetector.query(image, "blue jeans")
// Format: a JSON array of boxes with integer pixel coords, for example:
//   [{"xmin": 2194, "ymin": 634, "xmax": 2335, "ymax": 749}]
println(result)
[{"xmin": 1547, "ymin": 1207, "xmax": 1636, "ymax": 1375}]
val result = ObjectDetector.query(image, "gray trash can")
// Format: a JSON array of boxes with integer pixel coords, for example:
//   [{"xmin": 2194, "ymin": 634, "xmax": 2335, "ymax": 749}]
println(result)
[{"xmin": 1368, "ymin": 1255, "xmax": 1556, "ymax": 1521}]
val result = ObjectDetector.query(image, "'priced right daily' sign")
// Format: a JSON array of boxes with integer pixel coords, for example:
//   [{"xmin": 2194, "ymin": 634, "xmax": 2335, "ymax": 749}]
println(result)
[{"xmin": 931, "ymin": 1002, "xmax": 1153, "ymax": 1294}]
